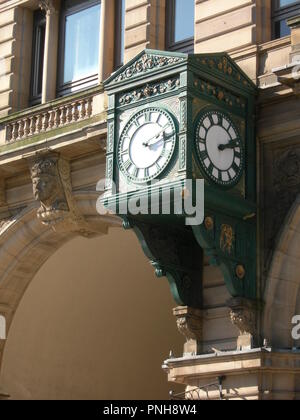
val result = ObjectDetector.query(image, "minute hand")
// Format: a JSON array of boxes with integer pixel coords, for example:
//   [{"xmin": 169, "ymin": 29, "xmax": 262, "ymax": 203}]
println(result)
[
  {"xmin": 218, "ymin": 140, "xmax": 239, "ymax": 151},
  {"xmin": 143, "ymin": 124, "xmax": 170, "ymax": 147}
]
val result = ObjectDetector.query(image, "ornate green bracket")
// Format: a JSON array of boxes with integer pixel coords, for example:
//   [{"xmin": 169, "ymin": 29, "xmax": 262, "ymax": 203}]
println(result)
[
  {"xmin": 122, "ymin": 216, "xmax": 203, "ymax": 308},
  {"xmin": 193, "ymin": 213, "xmax": 256, "ymax": 299}
]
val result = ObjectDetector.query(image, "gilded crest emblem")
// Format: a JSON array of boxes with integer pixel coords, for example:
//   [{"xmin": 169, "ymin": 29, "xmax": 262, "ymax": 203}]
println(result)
[{"xmin": 220, "ymin": 224, "xmax": 234, "ymax": 254}]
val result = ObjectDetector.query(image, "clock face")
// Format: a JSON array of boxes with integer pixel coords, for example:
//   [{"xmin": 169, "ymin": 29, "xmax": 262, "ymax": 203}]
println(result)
[
  {"xmin": 195, "ymin": 110, "xmax": 244, "ymax": 187},
  {"xmin": 118, "ymin": 107, "xmax": 177, "ymax": 184}
]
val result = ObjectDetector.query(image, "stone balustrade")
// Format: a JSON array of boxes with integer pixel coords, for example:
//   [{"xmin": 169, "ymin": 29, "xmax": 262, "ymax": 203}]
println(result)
[{"xmin": 4, "ymin": 96, "xmax": 94, "ymax": 143}]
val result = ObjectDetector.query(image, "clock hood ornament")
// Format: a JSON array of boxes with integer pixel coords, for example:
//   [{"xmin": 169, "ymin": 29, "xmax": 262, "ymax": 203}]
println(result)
[{"xmin": 103, "ymin": 50, "xmax": 257, "ymax": 311}]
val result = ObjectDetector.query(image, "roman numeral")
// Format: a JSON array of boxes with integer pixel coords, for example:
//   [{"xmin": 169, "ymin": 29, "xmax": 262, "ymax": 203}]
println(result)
[
  {"xmin": 200, "ymin": 150, "xmax": 208, "ymax": 161},
  {"xmin": 155, "ymin": 162, "xmax": 161, "ymax": 172},
  {"xmin": 145, "ymin": 111, "xmax": 151, "ymax": 123},
  {"xmin": 232, "ymin": 162, "xmax": 239, "ymax": 173},
  {"xmin": 124, "ymin": 160, "xmax": 132, "ymax": 171},
  {"xmin": 144, "ymin": 168, "xmax": 149, "ymax": 178},
  {"xmin": 234, "ymin": 150, "xmax": 241, "ymax": 158},
  {"xmin": 208, "ymin": 162, "xmax": 214, "ymax": 173},
  {"xmin": 133, "ymin": 167, "xmax": 139, "ymax": 178}
]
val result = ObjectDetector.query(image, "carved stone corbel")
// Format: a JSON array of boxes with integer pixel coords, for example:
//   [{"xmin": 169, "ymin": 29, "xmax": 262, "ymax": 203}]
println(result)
[
  {"xmin": 227, "ymin": 297, "xmax": 259, "ymax": 351},
  {"xmin": 173, "ymin": 306, "xmax": 203, "ymax": 356},
  {"xmin": 29, "ymin": 153, "xmax": 93, "ymax": 236},
  {"xmin": 39, "ymin": 0, "xmax": 58, "ymax": 15}
]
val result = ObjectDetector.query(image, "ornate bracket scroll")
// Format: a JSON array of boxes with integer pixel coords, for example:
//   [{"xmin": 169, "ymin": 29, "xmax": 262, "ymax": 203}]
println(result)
[
  {"xmin": 123, "ymin": 217, "xmax": 203, "ymax": 309},
  {"xmin": 173, "ymin": 306, "xmax": 203, "ymax": 356},
  {"xmin": 192, "ymin": 207, "xmax": 256, "ymax": 300},
  {"xmin": 29, "ymin": 153, "xmax": 93, "ymax": 236}
]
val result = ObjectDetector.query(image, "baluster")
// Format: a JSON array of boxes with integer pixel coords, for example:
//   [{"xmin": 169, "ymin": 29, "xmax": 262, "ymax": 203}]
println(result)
[
  {"xmin": 17, "ymin": 120, "xmax": 24, "ymax": 139},
  {"xmin": 79, "ymin": 100, "xmax": 86, "ymax": 119},
  {"xmin": 42, "ymin": 113, "xmax": 49, "ymax": 131},
  {"xmin": 29, "ymin": 116, "xmax": 36, "ymax": 135},
  {"xmin": 72, "ymin": 102, "xmax": 79, "ymax": 122},
  {"xmin": 36, "ymin": 114, "xmax": 42, "ymax": 133},
  {"xmin": 66, "ymin": 105, "xmax": 72, "ymax": 124},
  {"xmin": 54, "ymin": 108, "xmax": 60, "ymax": 127},
  {"xmin": 48, "ymin": 110, "xmax": 55, "ymax": 129},
  {"xmin": 59, "ymin": 106, "xmax": 66, "ymax": 125},
  {"xmin": 24, "ymin": 118, "xmax": 30, "ymax": 137},
  {"xmin": 12, "ymin": 122, "xmax": 18, "ymax": 141},
  {"xmin": 86, "ymin": 97, "xmax": 93, "ymax": 118},
  {"xmin": 6, "ymin": 124, "xmax": 12, "ymax": 142}
]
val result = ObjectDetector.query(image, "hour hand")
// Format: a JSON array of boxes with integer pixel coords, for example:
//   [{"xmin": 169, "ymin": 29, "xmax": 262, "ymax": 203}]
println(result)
[{"xmin": 218, "ymin": 140, "xmax": 238, "ymax": 151}]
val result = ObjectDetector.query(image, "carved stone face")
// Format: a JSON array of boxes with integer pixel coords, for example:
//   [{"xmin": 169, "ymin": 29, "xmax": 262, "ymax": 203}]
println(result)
[{"xmin": 32, "ymin": 174, "xmax": 57, "ymax": 202}]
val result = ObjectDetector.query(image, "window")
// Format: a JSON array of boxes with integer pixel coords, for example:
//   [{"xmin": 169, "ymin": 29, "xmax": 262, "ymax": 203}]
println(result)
[
  {"xmin": 166, "ymin": 0, "xmax": 195, "ymax": 53},
  {"xmin": 30, "ymin": 10, "xmax": 46, "ymax": 106},
  {"xmin": 115, "ymin": 0, "xmax": 126, "ymax": 69},
  {"xmin": 272, "ymin": 0, "xmax": 300, "ymax": 39},
  {"xmin": 58, "ymin": 0, "xmax": 101, "ymax": 96}
]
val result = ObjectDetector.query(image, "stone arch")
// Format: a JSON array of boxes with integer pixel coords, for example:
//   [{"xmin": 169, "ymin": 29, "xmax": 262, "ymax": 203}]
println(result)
[
  {"xmin": 0, "ymin": 191, "xmax": 120, "ymax": 372},
  {"xmin": 263, "ymin": 194, "xmax": 300, "ymax": 348}
]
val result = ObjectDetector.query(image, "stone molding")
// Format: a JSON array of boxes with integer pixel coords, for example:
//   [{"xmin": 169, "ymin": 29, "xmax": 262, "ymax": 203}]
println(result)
[
  {"xmin": 39, "ymin": 0, "xmax": 58, "ymax": 15},
  {"xmin": 29, "ymin": 152, "xmax": 95, "ymax": 236}
]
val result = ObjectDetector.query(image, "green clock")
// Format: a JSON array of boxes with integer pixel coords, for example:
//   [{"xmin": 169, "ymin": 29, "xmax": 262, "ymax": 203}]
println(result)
[
  {"xmin": 117, "ymin": 107, "xmax": 177, "ymax": 184},
  {"xmin": 195, "ymin": 110, "xmax": 244, "ymax": 187}
]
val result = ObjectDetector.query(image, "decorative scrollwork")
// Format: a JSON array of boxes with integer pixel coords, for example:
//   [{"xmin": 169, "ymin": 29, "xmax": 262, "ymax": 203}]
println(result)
[
  {"xmin": 114, "ymin": 54, "xmax": 185, "ymax": 83},
  {"xmin": 119, "ymin": 78, "xmax": 180, "ymax": 106}
]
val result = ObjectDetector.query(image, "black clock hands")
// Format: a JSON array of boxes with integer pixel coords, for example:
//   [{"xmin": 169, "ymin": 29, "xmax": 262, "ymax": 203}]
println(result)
[
  {"xmin": 218, "ymin": 139, "xmax": 239, "ymax": 151},
  {"xmin": 143, "ymin": 124, "xmax": 170, "ymax": 147}
]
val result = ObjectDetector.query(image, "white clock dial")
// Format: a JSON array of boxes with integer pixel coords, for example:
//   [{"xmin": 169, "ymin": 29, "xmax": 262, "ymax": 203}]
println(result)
[
  {"xmin": 195, "ymin": 111, "xmax": 243, "ymax": 187},
  {"xmin": 118, "ymin": 108, "xmax": 176, "ymax": 183}
]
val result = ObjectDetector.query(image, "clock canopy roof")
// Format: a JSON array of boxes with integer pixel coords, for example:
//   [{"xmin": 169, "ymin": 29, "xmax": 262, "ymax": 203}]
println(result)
[{"xmin": 104, "ymin": 49, "xmax": 257, "ymax": 95}]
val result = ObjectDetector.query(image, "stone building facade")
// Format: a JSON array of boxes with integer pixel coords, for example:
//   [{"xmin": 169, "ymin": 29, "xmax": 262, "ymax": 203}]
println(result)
[{"xmin": 0, "ymin": 0, "xmax": 299, "ymax": 400}]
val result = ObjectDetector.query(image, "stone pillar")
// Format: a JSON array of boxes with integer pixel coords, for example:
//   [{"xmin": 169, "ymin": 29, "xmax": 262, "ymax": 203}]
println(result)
[
  {"xmin": 124, "ymin": 0, "xmax": 166, "ymax": 63},
  {"xmin": 39, "ymin": 0, "xmax": 60, "ymax": 103},
  {"xmin": 99, "ymin": 0, "xmax": 115, "ymax": 81},
  {"xmin": 173, "ymin": 306, "xmax": 203, "ymax": 356}
]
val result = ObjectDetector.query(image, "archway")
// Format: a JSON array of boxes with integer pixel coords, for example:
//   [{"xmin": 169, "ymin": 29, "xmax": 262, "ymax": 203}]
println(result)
[{"xmin": 263, "ymin": 194, "xmax": 300, "ymax": 349}]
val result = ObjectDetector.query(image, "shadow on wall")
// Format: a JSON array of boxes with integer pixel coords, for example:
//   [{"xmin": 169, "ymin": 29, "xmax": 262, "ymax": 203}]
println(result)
[{"xmin": 0, "ymin": 228, "xmax": 183, "ymax": 400}]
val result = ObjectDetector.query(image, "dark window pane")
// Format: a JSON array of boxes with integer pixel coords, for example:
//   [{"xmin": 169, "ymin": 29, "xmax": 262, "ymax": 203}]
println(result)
[
  {"xmin": 174, "ymin": 0, "xmax": 194, "ymax": 43},
  {"xmin": 63, "ymin": 3, "xmax": 101, "ymax": 84},
  {"xmin": 115, "ymin": 0, "xmax": 125, "ymax": 68},
  {"xmin": 30, "ymin": 10, "xmax": 46, "ymax": 106},
  {"xmin": 279, "ymin": 0, "xmax": 299, "ymax": 7},
  {"xmin": 275, "ymin": 19, "xmax": 291, "ymax": 37}
]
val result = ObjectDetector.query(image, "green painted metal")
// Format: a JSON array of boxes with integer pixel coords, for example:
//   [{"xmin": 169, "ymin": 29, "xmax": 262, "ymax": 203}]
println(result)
[{"xmin": 103, "ymin": 49, "xmax": 257, "ymax": 306}]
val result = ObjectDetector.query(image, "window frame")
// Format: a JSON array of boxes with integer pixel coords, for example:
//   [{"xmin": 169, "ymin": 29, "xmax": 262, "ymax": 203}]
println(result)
[
  {"xmin": 165, "ymin": 0, "xmax": 195, "ymax": 54},
  {"xmin": 114, "ymin": 0, "xmax": 126, "ymax": 70},
  {"xmin": 57, "ymin": 0, "xmax": 101, "ymax": 97},
  {"xmin": 272, "ymin": 0, "xmax": 300, "ymax": 39},
  {"xmin": 29, "ymin": 9, "xmax": 46, "ymax": 106}
]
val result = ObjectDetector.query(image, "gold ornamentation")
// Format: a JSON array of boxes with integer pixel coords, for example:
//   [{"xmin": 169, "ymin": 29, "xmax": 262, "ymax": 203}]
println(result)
[
  {"xmin": 204, "ymin": 217, "xmax": 214, "ymax": 231},
  {"xmin": 236, "ymin": 265, "xmax": 246, "ymax": 279},
  {"xmin": 220, "ymin": 224, "xmax": 234, "ymax": 254}
]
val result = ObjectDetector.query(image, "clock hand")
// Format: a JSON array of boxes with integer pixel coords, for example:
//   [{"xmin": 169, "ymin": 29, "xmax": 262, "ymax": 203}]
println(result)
[
  {"xmin": 143, "ymin": 124, "xmax": 170, "ymax": 147},
  {"xmin": 218, "ymin": 140, "xmax": 239, "ymax": 151}
]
